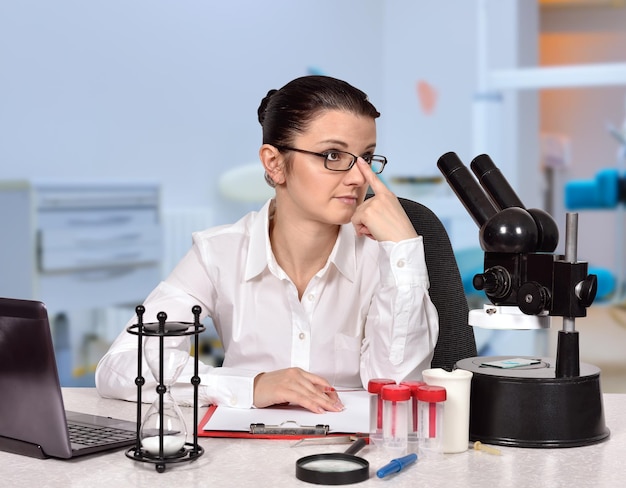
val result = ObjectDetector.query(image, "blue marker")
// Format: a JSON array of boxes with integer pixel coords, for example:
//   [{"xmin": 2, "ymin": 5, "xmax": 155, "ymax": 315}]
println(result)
[{"xmin": 376, "ymin": 453, "xmax": 418, "ymax": 479}]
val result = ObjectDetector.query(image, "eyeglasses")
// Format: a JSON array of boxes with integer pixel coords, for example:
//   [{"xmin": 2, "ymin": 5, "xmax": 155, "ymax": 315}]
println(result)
[{"xmin": 274, "ymin": 145, "xmax": 387, "ymax": 174}]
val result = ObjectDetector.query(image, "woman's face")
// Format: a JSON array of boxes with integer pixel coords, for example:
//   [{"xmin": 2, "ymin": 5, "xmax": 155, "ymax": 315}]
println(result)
[{"xmin": 278, "ymin": 109, "xmax": 377, "ymax": 227}]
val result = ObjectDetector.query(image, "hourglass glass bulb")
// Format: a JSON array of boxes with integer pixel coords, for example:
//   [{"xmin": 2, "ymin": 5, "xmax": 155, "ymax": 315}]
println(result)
[
  {"xmin": 140, "ymin": 392, "xmax": 188, "ymax": 456},
  {"xmin": 143, "ymin": 326, "xmax": 191, "ymax": 385}
]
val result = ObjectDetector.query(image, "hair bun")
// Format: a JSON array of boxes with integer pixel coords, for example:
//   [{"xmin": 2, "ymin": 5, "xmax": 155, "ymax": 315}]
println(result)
[{"xmin": 258, "ymin": 89, "xmax": 278, "ymax": 125}]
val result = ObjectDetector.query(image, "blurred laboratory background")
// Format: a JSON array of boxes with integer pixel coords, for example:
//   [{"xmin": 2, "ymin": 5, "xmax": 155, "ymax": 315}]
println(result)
[{"xmin": 0, "ymin": 0, "xmax": 624, "ymax": 391}]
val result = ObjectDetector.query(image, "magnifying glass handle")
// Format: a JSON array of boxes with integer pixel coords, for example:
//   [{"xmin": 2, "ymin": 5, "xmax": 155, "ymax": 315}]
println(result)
[{"xmin": 343, "ymin": 437, "xmax": 367, "ymax": 456}]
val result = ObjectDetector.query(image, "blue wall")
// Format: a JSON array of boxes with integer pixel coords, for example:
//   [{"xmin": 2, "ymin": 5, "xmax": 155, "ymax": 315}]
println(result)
[{"xmin": 0, "ymin": 0, "xmax": 384, "ymax": 211}]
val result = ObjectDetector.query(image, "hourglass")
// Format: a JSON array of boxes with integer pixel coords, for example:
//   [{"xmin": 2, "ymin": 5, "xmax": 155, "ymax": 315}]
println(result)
[{"xmin": 125, "ymin": 305, "xmax": 205, "ymax": 472}]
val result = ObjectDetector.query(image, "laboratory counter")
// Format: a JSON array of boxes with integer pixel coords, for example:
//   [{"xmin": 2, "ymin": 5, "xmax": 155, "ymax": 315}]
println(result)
[{"xmin": 1, "ymin": 388, "xmax": 624, "ymax": 487}]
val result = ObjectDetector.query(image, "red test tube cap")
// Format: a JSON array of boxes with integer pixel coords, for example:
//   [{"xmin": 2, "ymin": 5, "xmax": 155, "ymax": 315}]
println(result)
[
  {"xmin": 416, "ymin": 384, "xmax": 447, "ymax": 402},
  {"xmin": 368, "ymin": 378, "xmax": 396, "ymax": 394},
  {"xmin": 380, "ymin": 384, "xmax": 411, "ymax": 402},
  {"xmin": 400, "ymin": 380, "xmax": 426, "ymax": 398}
]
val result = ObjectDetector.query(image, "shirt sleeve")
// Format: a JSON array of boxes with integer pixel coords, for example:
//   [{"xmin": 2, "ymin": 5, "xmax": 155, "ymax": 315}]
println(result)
[
  {"xmin": 359, "ymin": 236, "xmax": 439, "ymax": 384},
  {"xmin": 95, "ymin": 247, "xmax": 260, "ymax": 409},
  {"xmin": 94, "ymin": 321, "xmax": 258, "ymax": 408}
]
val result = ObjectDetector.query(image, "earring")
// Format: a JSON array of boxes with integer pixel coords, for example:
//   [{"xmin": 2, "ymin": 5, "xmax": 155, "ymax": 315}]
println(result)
[{"xmin": 264, "ymin": 171, "xmax": 276, "ymax": 188}]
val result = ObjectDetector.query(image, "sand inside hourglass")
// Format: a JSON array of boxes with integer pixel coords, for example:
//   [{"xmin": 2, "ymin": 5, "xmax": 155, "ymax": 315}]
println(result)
[{"xmin": 141, "ymin": 434, "xmax": 186, "ymax": 456}]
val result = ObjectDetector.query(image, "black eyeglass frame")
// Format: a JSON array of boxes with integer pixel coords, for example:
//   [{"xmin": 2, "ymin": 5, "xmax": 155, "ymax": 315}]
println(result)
[{"xmin": 274, "ymin": 145, "xmax": 387, "ymax": 174}]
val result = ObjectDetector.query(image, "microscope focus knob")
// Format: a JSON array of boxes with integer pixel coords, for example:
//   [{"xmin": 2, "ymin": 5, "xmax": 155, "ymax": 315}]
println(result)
[
  {"xmin": 575, "ymin": 274, "xmax": 598, "ymax": 308},
  {"xmin": 473, "ymin": 266, "xmax": 511, "ymax": 300},
  {"xmin": 518, "ymin": 281, "xmax": 551, "ymax": 315}
]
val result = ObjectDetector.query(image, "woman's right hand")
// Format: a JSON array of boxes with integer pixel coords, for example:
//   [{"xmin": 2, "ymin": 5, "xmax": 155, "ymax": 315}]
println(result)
[
  {"xmin": 253, "ymin": 367, "xmax": 344, "ymax": 413},
  {"xmin": 351, "ymin": 158, "xmax": 418, "ymax": 242}
]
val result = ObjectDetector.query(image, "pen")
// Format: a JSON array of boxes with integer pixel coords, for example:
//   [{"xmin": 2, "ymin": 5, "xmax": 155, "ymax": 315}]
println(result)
[{"xmin": 376, "ymin": 453, "xmax": 418, "ymax": 479}]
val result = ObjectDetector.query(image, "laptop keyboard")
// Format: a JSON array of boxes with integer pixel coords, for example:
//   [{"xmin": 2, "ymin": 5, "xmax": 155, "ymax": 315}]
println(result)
[{"xmin": 68, "ymin": 421, "xmax": 136, "ymax": 448}]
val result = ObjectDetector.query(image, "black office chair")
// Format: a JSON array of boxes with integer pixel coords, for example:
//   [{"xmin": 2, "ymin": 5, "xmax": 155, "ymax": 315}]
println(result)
[{"xmin": 398, "ymin": 197, "xmax": 477, "ymax": 370}]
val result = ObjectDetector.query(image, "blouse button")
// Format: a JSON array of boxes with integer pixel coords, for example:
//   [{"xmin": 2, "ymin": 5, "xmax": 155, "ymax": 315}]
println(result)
[
  {"xmin": 397, "ymin": 259, "xmax": 406, "ymax": 268},
  {"xmin": 299, "ymin": 332, "xmax": 306, "ymax": 340},
  {"xmin": 307, "ymin": 294, "xmax": 315, "ymax": 301}
]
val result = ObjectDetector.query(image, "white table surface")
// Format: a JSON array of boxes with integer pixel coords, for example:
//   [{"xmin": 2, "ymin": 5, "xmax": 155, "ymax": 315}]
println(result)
[{"xmin": 1, "ymin": 388, "xmax": 624, "ymax": 488}]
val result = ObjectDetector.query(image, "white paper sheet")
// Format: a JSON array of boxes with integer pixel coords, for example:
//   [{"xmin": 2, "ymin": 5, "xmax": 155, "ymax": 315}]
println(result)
[{"xmin": 203, "ymin": 390, "xmax": 370, "ymax": 434}]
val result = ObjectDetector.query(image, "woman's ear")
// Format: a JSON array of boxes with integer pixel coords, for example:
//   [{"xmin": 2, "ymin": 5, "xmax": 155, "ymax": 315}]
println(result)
[{"xmin": 259, "ymin": 144, "xmax": 286, "ymax": 186}]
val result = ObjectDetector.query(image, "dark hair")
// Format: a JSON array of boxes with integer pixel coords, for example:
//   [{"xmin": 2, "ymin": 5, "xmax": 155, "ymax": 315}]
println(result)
[{"xmin": 257, "ymin": 75, "xmax": 380, "ymax": 147}]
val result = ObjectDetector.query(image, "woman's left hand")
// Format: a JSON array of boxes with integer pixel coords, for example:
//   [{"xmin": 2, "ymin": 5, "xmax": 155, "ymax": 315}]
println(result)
[
  {"xmin": 351, "ymin": 158, "xmax": 418, "ymax": 242},
  {"xmin": 253, "ymin": 368, "xmax": 344, "ymax": 413}
]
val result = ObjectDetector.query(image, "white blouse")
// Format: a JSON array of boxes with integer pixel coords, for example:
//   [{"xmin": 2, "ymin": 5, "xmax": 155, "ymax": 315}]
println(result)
[{"xmin": 95, "ymin": 199, "xmax": 439, "ymax": 408}]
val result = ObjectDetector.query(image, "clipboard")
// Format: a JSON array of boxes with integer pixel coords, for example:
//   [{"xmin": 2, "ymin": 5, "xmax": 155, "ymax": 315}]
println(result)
[{"xmin": 197, "ymin": 390, "xmax": 370, "ymax": 440}]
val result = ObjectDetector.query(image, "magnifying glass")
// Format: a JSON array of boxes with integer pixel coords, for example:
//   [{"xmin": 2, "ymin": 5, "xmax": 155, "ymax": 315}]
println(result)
[{"xmin": 295, "ymin": 437, "xmax": 369, "ymax": 485}]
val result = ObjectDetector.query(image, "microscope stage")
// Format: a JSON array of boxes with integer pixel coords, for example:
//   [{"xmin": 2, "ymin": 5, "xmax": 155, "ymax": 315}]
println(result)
[{"xmin": 456, "ymin": 356, "xmax": 610, "ymax": 448}]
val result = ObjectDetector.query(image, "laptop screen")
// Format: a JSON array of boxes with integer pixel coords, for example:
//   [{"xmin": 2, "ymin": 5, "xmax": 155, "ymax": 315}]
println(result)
[{"xmin": 0, "ymin": 297, "xmax": 75, "ymax": 458}]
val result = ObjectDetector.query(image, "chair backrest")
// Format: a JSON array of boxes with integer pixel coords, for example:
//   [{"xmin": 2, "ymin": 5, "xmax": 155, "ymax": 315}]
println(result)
[{"xmin": 398, "ymin": 197, "xmax": 477, "ymax": 370}]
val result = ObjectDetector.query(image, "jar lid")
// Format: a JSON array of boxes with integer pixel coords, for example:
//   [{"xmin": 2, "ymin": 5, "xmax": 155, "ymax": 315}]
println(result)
[
  {"xmin": 380, "ymin": 384, "xmax": 411, "ymax": 402},
  {"xmin": 416, "ymin": 385, "xmax": 447, "ymax": 402},
  {"xmin": 367, "ymin": 378, "xmax": 396, "ymax": 394},
  {"xmin": 399, "ymin": 380, "xmax": 426, "ymax": 397}
]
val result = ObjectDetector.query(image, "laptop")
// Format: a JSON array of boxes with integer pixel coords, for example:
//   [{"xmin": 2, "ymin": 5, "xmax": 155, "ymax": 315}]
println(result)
[{"xmin": 0, "ymin": 297, "xmax": 137, "ymax": 459}]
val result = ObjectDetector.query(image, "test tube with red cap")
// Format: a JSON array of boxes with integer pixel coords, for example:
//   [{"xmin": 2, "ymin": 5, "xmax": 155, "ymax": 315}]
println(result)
[
  {"xmin": 400, "ymin": 380, "xmax": 426, "ymax": 454},
  {"xmin": 381, "ymin": 384, "xmax": 411, "ymax": 457},
  {"xmin": 367, "ymin": 379, "xmax": 395, "ymax": 446},
  {"xmin": 417, "ymin": 385, "xmax": 446, "ymax": 457}
]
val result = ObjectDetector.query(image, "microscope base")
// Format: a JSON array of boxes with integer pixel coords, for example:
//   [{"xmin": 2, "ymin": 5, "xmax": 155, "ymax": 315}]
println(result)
[{"xmin": 456, "ymin": 356, "xmax": 610, "ymax": 448}]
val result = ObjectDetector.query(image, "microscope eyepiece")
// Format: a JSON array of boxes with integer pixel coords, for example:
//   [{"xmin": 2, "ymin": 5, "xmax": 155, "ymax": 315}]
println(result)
[
  {"xmin": 470, "ymin": 154, "xmax": 525, "ymax": 210},
  {"xmin": 437, "ymin": 152, "xmax": 498, "ymax": 228}
]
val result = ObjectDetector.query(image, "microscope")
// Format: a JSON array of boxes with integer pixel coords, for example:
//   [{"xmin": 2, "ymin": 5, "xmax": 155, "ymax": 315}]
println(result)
[{"xmin": 438, "ymin": 151, "xmax": 610, "ymax": 448}]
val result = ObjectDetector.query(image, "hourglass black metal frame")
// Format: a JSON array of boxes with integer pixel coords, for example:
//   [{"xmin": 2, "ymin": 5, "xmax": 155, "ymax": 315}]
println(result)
[{"xmin": 125, "ymin": 305, "xmax": 205, "ymax": 473}]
